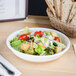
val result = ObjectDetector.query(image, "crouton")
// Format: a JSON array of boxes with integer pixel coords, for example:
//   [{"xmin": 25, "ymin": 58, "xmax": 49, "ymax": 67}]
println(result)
[
  {"xmin": 55, "ymin": 46, "xmax": 62, "ymax": 53},
  {"xmin": 21, "ymin": 44, "xmax": 30, "ymax": 51}
]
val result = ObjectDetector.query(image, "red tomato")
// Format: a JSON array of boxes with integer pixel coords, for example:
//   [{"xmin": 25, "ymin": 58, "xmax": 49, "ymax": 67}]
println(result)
[
  {"xmin": 19, "ymin": 34, "xmax": 29, "ymax": 40},
  {"xmin": 34, "ymin": 31, "xmax": 38, "ymax": 36},
  {"xmin": 34, "ymin": 31, "xmax": 44, "ymax": 37},
  {"xmin": 54, "ymin": 37, "xmax": 60, "ymax": 42}
]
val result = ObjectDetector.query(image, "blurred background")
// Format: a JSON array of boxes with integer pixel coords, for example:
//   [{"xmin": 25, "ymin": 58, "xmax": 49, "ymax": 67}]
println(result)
[
  {"xmin": 28, "ymin": 0, "xmax": 47, "ymax": 16},
  {"xmin": 0, "ymin": 0, "xmax": 76, "ymax": 21},
  {"xmin": 28, "ymin": 0, "xmax": 76, "ymax": 16}
]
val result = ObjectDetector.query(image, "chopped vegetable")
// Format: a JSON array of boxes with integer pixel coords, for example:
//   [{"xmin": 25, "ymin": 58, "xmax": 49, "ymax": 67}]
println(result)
[
  {"xmin": 39, "ymin": 44, "xmax": 46, "ymax": 48},
  {"xmin": 27, "ymin": 32, "xmax": 31, "ymax": 35},
  {"xmin": 10, "ymin": 27, "xmax": 66, "ymax": 56},
  {"xmin": 24, "ymin": 27, "xmax": 29, "ymax": 34},
  {"xmin": 59, "ymin": 36, "xmax": 62, "ymax": 43},
  {"xmin": 19, "ymin": 34, "xmax": 29, "ymax": 41},
  {"xmin": 31, "ymin": 40, "xmax": 33, "ymax": 50},
  {"xmin": 20, "ymin": 27, "xmax": 29, "ymax": 35},
  {"xmin": 54, "ymin": 37, "xmax": 60, "ymax": 42},
  {"xmin": 34, "ymin": 31, "xmax": 44, "ymax": 37},
  {"xmin": 51, "ymin": 32, "xmax": 57, "ymax": 37},
  {"xmin": 44, "ymin": 31, "xmax": 51, "ymax": 36},
  {"xmin": 53, "ymin": 42, "xmax": 58, "ymax": 46}
]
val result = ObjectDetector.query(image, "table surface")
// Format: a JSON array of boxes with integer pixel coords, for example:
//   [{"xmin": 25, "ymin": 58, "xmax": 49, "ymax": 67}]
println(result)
[{"xmin": 0, "ymin": 19, "xmax": 76, "ymax": 76}]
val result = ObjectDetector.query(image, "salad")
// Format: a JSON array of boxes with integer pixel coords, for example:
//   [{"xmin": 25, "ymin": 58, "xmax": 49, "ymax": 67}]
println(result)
[{"xmin": 10, "ymin": 27, "xmax": 66, "ymax": 56}]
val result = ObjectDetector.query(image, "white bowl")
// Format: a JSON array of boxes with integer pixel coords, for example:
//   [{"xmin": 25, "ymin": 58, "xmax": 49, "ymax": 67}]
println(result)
[{"xmin": 6, "ymin": 28, "xmax": 70, "ymax": 62}]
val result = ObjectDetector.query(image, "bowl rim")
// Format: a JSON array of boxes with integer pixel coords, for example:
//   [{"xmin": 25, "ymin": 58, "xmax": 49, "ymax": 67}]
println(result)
[{"xmin": 6, "ymin": 27, "xmax": 70, "ymax": 58}]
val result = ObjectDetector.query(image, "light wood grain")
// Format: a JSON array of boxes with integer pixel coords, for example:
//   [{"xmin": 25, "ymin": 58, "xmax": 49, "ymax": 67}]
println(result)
[
  {"xmin": 18, "ymin": 15, "xmax": 50, "ymax": 25},
  {"xmin": 0, "ymin": 21, "xmax": 76, "ymax": 76}
]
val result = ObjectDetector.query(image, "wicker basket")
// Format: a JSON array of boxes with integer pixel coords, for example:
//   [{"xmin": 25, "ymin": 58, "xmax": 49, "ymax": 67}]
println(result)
[{"xmin": 46, "ymin": 8, "xmax": 76, "ymax": 38}]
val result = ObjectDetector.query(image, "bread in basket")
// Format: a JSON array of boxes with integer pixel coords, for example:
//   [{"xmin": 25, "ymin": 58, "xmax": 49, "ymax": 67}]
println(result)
[{"xmin": 45, "ymin": 0, "xmax": 76, "ymax": 37}]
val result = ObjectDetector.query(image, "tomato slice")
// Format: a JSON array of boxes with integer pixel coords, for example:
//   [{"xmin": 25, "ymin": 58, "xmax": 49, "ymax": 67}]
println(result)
[
  {"xmin": 54, "ymin": 37, "xmax": 60, "ymax": 42},
  {"xmin": 19, "ymin": 34, "xmax": 29, "ymax": 40},
  {"xmin": 34, "ymin": 31, "xmax": 44, "ymax": 37},
  {"xmin": 34, "ymin": 31, "xmax": 38, "ymax": 36}
]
